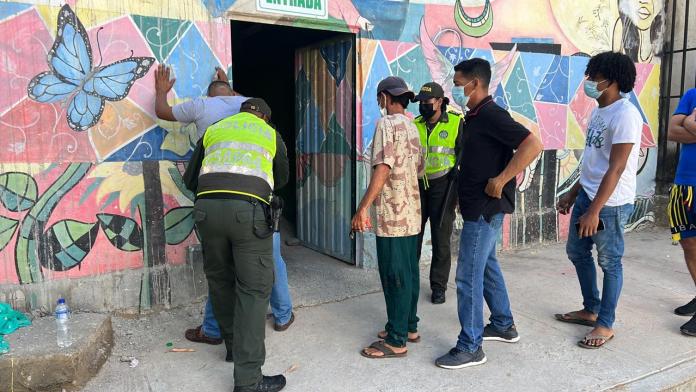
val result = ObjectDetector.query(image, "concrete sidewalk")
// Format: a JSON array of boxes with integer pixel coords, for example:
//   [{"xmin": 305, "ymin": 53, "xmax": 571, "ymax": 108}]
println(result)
[{"xmin": 83, "ymin": 229, "xmax": 696, "ymax": 392}]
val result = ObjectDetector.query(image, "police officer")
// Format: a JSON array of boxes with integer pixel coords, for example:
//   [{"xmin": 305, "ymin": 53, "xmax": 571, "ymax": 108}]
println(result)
[
  {"xmin": 414, "ymin": 82, "xmax": 464, "ymax": 305},
  {"xmin": 191, "ymin": 98, "xmax": 289, "ymax": 392}
]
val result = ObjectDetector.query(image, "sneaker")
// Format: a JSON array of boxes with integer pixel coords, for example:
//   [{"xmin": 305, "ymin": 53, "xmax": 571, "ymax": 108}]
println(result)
[
  {"xmin": 431, "ymin": 289, "xmax": 446, "ymax": 304},
  {"xmin": 483, "ymin": 324, "xmax": 520, "ymax": 343},
  {"xmin": 435, "ymin": 347, "xmax": 487, "ymax": 369},
  {"xmin": 233, "ymin": 375, "xmax": 286, "ymax": 392},
  {"xmin": 675, "ymin": 297, "xmax": 696, "ymax": 316},
  {"xmin": 681, "ymin": 315, "xmax": 696, "ymax": 337}
]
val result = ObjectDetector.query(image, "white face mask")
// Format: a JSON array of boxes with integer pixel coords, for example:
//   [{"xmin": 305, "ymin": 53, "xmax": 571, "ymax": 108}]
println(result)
[{"xmin": 378, "ymin": 93, "xmax": 388, "ymax": 117}]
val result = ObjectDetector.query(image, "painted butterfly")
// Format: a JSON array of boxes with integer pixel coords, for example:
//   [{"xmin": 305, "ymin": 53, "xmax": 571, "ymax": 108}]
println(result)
[{"xmin": 27, "ymin": 4, "xmax": 154, "ymax": 131}]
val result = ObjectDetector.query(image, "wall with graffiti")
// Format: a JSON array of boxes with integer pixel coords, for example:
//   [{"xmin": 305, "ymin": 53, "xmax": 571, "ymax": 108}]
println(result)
[
  {"xmin": 347, "ymin": 0, "xmax": 663, "ymax": 253},
  {"xmin": 0, "ymin": 1, "xmax": 231, "ymax": 310},
  {"xmin": 0, "ymin": 0, "xmax": 664, "ymax": 309}
]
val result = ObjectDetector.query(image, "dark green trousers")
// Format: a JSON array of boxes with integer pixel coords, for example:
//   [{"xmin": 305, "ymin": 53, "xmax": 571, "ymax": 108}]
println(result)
[
  {"xmin": 376, "ymin": 235, "xmax": 420, "ymax": 348},
  {"xmin": 194, "ymin": 199, "xmax": 274, "ymax": 387},
  {"xmin": 417, "ymin": 176, "xmax": 457, "ymax": 292}
]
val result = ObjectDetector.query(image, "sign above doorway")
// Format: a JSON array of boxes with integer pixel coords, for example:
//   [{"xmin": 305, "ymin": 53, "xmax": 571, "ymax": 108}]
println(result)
[{"xmin": 256, "ymin": 0, "xmax": 328, "ymax": 19}]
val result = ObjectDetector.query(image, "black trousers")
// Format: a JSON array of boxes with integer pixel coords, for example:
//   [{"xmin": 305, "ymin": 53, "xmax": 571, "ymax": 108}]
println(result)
[{"xmin": 416, "ymin": 176, "xmax": 457, "ymax": 292}]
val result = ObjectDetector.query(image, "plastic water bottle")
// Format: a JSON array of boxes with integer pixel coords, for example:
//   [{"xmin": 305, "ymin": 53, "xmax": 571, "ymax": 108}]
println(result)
[{"xmin": 55, "ymin": 298, "xmax": 73, "ymax": 348}]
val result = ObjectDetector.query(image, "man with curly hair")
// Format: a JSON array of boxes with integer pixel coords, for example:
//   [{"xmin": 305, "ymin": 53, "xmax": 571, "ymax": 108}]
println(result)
[{"xmin": 555, "ymin": 52, "xmax": 642, "ymax": 349}]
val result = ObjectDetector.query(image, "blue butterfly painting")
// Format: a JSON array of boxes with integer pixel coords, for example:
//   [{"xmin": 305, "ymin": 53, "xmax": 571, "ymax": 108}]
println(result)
[{"xmin": 27, "ymin": 5, "xmax": 155, "ymax": 131}]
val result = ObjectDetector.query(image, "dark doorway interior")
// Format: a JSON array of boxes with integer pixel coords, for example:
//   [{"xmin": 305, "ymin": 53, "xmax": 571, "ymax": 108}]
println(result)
[{"xmin": 230, "ymin": 21, "xmax": 347, "ymax": 228}]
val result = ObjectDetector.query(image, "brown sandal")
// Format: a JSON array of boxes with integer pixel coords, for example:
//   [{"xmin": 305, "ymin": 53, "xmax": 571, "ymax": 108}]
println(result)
[
  {"xmin": 377, "ymin": 330, "xmax": 421, "ymax": 343},
  {"xmin": 360, "ymin": 341, "xmax": 407, "ymax": 359},
  {"xmin": 554, "ymin": 312, "xmax": 596, "ymax": 327},
  {"xmin": 184, "ymin": 325, "xmax": 223, "ymax": 345},
  {"xmin": 578, "ymin": 334, "xmax": 614, "ymax": 349}
]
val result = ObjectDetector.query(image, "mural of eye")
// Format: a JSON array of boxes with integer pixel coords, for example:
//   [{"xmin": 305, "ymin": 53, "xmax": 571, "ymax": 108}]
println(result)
[{"xmin": 26, "ymin": 4, "xmax": 155, "ymax": 131}]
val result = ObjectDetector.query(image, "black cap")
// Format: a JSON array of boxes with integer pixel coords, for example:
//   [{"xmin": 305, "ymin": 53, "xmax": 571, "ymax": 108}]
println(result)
[
  {"xmin": 377, "ymin": 76, "xmax": 415, "ymax": 100},
  {"xmin": 414, "ymin": 82, "xmax": 450, "ymax": 104},
  {"xmin": 241, "ymin": 98, "xmax": 272, "ymax": 118}
]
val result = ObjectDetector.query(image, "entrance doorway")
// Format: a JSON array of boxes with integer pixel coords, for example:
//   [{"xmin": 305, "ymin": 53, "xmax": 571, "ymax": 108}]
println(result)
[{"xmin": 231, "ymin": 21, "xmax": 356, "ymax": 263}]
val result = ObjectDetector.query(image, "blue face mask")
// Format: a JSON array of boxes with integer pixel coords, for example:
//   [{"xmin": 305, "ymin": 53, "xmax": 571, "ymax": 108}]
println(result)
[
  {"xmin": 583, "ymin": 79, "xmax": 607, "ymax": 100},
  {"xmin": 452, "ymin": 81, "xmax": 473, "ymax": 109}
]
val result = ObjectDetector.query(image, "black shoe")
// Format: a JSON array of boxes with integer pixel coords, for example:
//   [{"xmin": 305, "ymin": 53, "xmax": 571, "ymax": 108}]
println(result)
[
  {"xmin": 431, "ymin": 289, "xmax": 446, "ymax": 304},
  {"xmin": 233, "ymin": 375, "xmax": 286, "ymax": 392},
  {"xmin": 675, "ymin": 297, "xmax": 696, "ymax": 316},
  {"xmin": 681, "ymin": 315, "xmax": 696, "ymax": 337},
  {"xmin": 435, "ymin": 347, "xmax": 486, "ymax": 369},
  {"xmin": 225, "ymin": 351, "xmax": 234, "ymax": 363},
  {"xmin": 483, "ymin": 324, "xmax": 520, "ymax": 343}
]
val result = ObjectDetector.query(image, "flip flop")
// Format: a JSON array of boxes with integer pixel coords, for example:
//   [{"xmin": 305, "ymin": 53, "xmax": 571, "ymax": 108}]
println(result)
[
  {"xmin": 360, "ymin": 340, "xmax": 407, "ymax": 359},
  {"xmin": 554, "ymin": 313, "xmax": 596, "ymax": 327},
  {"xmin": 577, "ymin": 334, "xmax": 614, "ymax": 349},
  {"xmin": 377, "ymin": 331, "xmax": 421, "ymax": 343}
]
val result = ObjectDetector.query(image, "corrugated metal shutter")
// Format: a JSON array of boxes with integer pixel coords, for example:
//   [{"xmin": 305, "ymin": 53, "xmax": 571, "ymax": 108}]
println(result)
[{"xmin": 295, "ymin": 37, "xmax": 355, "ymax": 263}]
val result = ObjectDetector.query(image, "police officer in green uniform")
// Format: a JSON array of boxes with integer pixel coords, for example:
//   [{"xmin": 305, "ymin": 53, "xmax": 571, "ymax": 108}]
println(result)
[
  {"xmin": 414, "ymin": 82, "xmax": 464, "ymax": 304},
  {"xmin": 190, "ymin": 98, "xmax": 289, "ymax": 392}
]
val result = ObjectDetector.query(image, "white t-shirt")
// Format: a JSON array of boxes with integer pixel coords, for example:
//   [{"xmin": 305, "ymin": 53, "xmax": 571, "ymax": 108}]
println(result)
[{"xmin": 579, "ymin": 98, "xmax": 643, "ymax": 207}]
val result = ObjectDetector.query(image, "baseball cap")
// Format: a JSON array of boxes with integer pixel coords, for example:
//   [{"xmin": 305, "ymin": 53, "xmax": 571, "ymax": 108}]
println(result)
[
  {"xmin": 241, "ymin": 98, "xmax": 272, "ymax": 118},
  {"xmin": 414, "ymin": 82, "xmax": 450, "ymax": 104},
  {"xmin": 377, "ymin": 76, "xmax": 415, "ymax": 100}
]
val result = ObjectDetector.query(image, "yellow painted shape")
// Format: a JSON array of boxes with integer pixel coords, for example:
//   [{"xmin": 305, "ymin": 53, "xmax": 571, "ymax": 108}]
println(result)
[
  {"xmin": 566, "ymin": 109, "xmax": 586, "ymax": 149},
  {"xmin": 356, "ymin": 39, "xmax": 378, "ymax": 97},
  {"xmin": 88, "ymin": 162, "xmax": 145, "ymax": 213},
  {"xmin": 36, "ymin": 5, "xmax": 123, "ymax": 33},
  {"xmin": 510, "ymin": 111, "xmax": 540, "ymax": 139},
  {"xmin": 549, "ymin": 0, "xmax": 619, "ymax": 55},
  {"xmin": 557, "ymin": 150, "xmax": 581, "ymax": 184},
  {"xmin": 89, "ymin": 99, "xmax": 156, "ymax": 161},
  {"xmin": 638, "ymin": 65, "xmax": 661, "ymax": 142},
  {"xmin": 0, "ymin": 163, "xmax": 53, "ymax": 176},
  {"xmin": 32, "ymin": 0, "xmax": 210, "ymax": 27}
]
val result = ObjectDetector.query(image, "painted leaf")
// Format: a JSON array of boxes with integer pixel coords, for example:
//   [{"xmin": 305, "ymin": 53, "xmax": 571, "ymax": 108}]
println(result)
[
  {"xmin": 0, "ymin": 215, "xmax": 19, "ymax": 252},
  {"xmin": 161, "ymin": 126, "xmax": 195, "ymax": 156},
  {"xmin": 164, "ymin": 207, "xmax": 194, "ymax": 245},
  {"xmin": 43, "ymin": 220, "xmax": 99, "ymax": 271},
  {"xmin": 0, "ymin": 172, "xmax": 38, "ymax": 212},
  {"xmin": 97, "ymin": 213, "xmax": 143, "ymax": 252}
]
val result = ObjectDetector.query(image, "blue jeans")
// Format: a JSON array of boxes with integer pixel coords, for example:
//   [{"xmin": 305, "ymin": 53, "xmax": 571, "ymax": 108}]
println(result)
[
  {"xmin": 566, "ymin": 189, "xmax": 634, "ymax": 329},
  {"xmin": 202, "ymin": 232, "xmax": 293, "ymax": 338},
  {"xmin": 455, "ymin": 213, "xmax": 514, "ymax": 352}
]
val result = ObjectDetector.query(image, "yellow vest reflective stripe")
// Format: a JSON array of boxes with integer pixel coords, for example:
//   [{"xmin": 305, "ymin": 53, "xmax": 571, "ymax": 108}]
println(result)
[
  {"xmin": 201, "ymin": 112, "xmax": 277, "ymax": 189},
  {"xmin": 416, "ymin": 112, "xmax": 460, "ymax": 180}
]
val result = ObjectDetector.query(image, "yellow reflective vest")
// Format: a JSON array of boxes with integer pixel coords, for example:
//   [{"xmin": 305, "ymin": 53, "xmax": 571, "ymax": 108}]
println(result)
[
  {"xmin": 198, "ymin": 112, "xmax": 277, "ymax": 202},
  {"xmin": 415, "ymin": 112, "xmax": 461, "ymax": 181}
]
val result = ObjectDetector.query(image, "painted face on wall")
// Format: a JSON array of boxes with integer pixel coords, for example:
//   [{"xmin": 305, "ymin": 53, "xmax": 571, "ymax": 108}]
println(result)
[{"xmin": 621, "ymin": 0, "xmax": 657, "ymax": 31}]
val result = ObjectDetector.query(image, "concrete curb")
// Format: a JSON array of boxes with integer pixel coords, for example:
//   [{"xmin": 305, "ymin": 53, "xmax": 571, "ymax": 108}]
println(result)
[{"xmin": 0, "ymin": 314, "xmax": 113, "ymax": 392}]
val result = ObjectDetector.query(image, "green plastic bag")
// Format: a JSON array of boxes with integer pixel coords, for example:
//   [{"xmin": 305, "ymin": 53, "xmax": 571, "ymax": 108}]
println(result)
[{"xmin": 0, "ymin": 302, "xmax": 31, "ymax": 355}]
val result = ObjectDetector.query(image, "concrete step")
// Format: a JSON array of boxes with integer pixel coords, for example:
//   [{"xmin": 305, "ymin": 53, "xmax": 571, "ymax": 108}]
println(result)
[{"xmin": 0, "ymin": 313, "xmax": 113, "ymax": 392}]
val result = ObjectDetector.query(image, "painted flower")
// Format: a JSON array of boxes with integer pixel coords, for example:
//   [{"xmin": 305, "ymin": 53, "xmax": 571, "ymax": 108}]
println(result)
[{"xmin": 88, "ymin": 161, "xmax": 190, "ymax": 214}]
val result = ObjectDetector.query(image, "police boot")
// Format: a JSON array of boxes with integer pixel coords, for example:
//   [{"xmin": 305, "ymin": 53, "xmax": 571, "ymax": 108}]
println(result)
[{"xmin": 233, "ymin": 375, "xmax": 286, "ymax": 392}]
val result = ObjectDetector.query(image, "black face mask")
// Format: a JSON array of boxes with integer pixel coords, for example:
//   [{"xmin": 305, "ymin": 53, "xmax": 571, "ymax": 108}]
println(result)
[{"xmin": 419, "ymin": 103, "xmax": 436, "ymax": 119}]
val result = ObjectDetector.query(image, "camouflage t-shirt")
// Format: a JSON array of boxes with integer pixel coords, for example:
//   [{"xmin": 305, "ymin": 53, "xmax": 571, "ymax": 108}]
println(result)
[{"xmin": 371, "ymin": 113, "xmax": 424, "ymax": 237}]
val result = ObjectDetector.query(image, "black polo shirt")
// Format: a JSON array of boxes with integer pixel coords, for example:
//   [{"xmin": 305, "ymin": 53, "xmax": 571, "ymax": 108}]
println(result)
[{"xmin": 457, "ymin": 96, "xmax": 531, "ymax": 222}]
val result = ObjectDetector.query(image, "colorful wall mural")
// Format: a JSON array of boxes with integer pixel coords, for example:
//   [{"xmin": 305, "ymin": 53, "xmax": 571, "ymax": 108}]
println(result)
[{"xmin": 0, "ymin": 0, "xmax": 664, "ymax": 309}]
